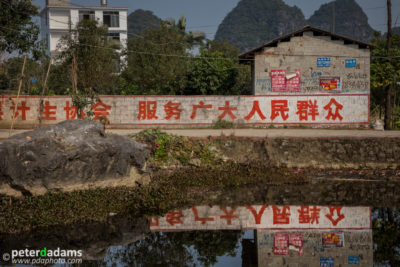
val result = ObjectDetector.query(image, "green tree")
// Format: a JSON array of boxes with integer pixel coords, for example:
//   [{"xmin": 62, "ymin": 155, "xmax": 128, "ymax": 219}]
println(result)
[
  {"xmin": 373, "ymin": 208, "xmax": 400, "ymax": 266},
  {"xmin": 0, "ymin": 0, "xmax": 40, "ymax": 55},
  {"xmin": 185, "ymin": 40, "xmax": 251, "ymax": 95},
  {"xmin": 57, "ymin": 19, "xmax": 120, "ymax": 95},
  {"xmin": 371, "ymin": 33, "xmax": 400, "ymax": 128},
  {"xmin": 121, "ymin": 21, "xmax": 191, "ymax": 95}
]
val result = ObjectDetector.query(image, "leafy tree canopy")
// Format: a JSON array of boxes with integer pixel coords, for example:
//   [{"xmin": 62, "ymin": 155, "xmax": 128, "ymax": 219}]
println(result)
[{"xmin": 0, "ymin": 0, "xmax": 40, "ymax": 55}]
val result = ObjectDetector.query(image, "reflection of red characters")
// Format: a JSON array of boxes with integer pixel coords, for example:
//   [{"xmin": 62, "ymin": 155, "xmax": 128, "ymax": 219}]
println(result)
[
  {"xmin": 41, "ymin": 101, "xmax": 57, "ymax": 120},
  {"xmin": 296, "ymin": 100, "xmax": 319, "ymax": 121},
  {"xmin": 218, "ymin": 101, "xmax": 237, "ymax": 120},
  {"xmin": 192, "ymin": 207, "xmax": 214, "ymax": 225},
  {"xmin": 324, "ymin": 98, "xmax": 343, "ymax": 121},
  {"xmin": 166, "ymin": 210, "xmax": 184, "ymax": 226},
  {"xmin": 244, "ymin": 100, "xmax": 266, "ymax": 120},
  {"xmin": 149, "ymin": 217, "xmax": 159, "ymax": 227},
  {"xmin": 246, "ymin": 205, "xmax": 267, "ymax": 224},
  {"xmin": 298, "ymin": 206, "xmax": 320, "ymax": 224},
  {"xmin": 10, "ymin": 100, "xmax": 30, "ymax": 120},
  {"xmin": 220, "ymin": 207, "xmax": 239, "ymax": 225},
  {"xmin": 138, "ymin": 101, "xmax": 158, "ymax": 120},
  {"xmin": 325, "ymin": 207, "xmax": 345, "ymax": 226},
  {"xmin": 190, "ymin": 101, "xmax": 212, "ymax": 119},
  {"xmin": 164, "ymin": 101, "xmax": 182, "ymax": 120},
  {"xmin": 272, "ymin": 206, "xmax": 291, "ymax": 224},
  {"xmin": 270, "ymin": 100, "xmax": 289, "ymax": 121},
  {"xmin": 92, "ymin": 101, "xmax": 111, "ymax": 121}
]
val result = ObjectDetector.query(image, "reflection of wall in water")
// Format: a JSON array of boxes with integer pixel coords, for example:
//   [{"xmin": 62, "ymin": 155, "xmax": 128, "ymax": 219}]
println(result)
[{"xmin": 256, "ymin": 230, "xmax": 373, "ymax": 266}]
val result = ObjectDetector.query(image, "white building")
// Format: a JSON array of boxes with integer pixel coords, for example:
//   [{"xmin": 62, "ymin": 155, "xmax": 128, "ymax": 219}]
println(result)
[{"xmin": 40, "ymin": 0, "xmax": 128, "ymax": 57}]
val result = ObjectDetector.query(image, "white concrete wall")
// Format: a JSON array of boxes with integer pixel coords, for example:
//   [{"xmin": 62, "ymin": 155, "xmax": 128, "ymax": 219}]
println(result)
[
  {"xmin": 0, "ymin": 95, "xmax": 370, "ymax": 128},
  {"xmin": 49, "ymin": 10, "xmax": 70, "ymax": 29}
]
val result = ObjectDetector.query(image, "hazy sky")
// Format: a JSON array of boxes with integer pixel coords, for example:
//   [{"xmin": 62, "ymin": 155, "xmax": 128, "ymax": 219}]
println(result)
[{"xmin": 33, "ymin": 0, "xmax": 400, "ymax": 39}]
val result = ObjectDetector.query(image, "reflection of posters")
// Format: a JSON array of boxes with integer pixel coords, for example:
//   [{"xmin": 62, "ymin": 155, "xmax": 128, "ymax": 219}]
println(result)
[
  {"xmin": 270, "ymin": 70, "xmax": 286, "ymax": 92},
  {"xmin": 348, "ymin": 256, "xmax": 360, "ymax": 264},
  {"xmin": 322, "ymin": 232, "xmax": 344, "ymax": 247},
  {"xmin": 320, "ymin": 257, "xmax": 334, "ymax": 267},
  {"xmin": 320, "ymin": 77, "xmax": 341, "ymax": 92},
  {"xmin": 273, "ymin": 233, "xmax": 304, "ymax": 255},
  {"xmin": 289, "ymin": 233, "xmax": 303, "ymax": 255},
  {"xmin": 273, "ymin": 233, "xmax": 289, "ymax": 255},
  {"xmin": 286, "ymin": 69, "xmax": 301, "ymax": 92}
]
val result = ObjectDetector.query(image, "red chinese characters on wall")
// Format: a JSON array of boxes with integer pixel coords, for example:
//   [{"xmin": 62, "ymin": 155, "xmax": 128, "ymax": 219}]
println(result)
[
  {"xmin": 296, "ymin": 100, "xmax": 319, "ymax": 121},
  {"xmin": 138, "ymin": 101, "xmax": 158, "ymax": 120},
  {"xmin": 244, "ymin": 100, "xmax": 266, "ymax": 121},
  {"xmin": 190, "ymin": 101, "xmax": 212, "ymax": 120},
  {"xmin": 270, "ymin": 100, "xmax": 289, "ymax": 121},
  {"xmin": 324, "ymin": 98, "xmax": 343, "ymax": 121},
  {"xmin": 41, "ymin": 101, "xmax": 57, "ymax": 120},
  {"xmin": 10, "ymin": 100, "xmax": 30, "ymax": 120},
  {"xmin": 220, "ymin": 207, "xmax": 239, "ymax": 225},
  {"xmin": 164, "ymin": 101, "xmax": 182, "ymax": 120},
  {"xmin": 218, "ymin": 101, "xmax": 237, "ymax": 120},
  {"xmin": 92, "ymin": 101, "xmax": 111, "ymax": 121}
]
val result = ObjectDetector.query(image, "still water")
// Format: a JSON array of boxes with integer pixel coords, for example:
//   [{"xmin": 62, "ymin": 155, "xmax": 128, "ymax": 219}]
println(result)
[{"xmin": 2, "ymin": 205, "xmax": 396, "ymax": 267}]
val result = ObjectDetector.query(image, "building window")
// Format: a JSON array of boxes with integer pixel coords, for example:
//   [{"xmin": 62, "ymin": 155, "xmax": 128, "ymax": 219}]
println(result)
[
  {"xmin": 107, "ymin": 32, "xmax": 120, "ymax": 41},
  {"xmin": 103, "ymin": 11, "xmax": 119, "ymax": 27},
  {"xmin": 107, "ymin": 33, "xmax": 121, "ymax": 49},
  {"xmin": 79, "ymin": 10, "xmax": 95, "ymax": 22}
]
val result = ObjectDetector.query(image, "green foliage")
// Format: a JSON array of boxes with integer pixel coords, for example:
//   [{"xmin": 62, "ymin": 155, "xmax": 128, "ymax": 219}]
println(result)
[
  {"xmin": 373, "ymin": 208, "xmax": 400, "ymax": 266},
  {"xmin": 122, "ymin": 22, "xmax": 191, "ymax": 95},
  {"xmin": 185, "ymin": 49, "xmax": 236, "ymax": 95},
  {"xmin": 0, "ymin": 0, "xmax": 40, "ymax": 55},
  {"xmin": 212, "ymin": 119, "xmax": 234, "ymax": 129},
  {"xmin": 0, "ymin": 56, "xmax": 50, "ymax": 94},
  {"xmin": 56, "ymin": 19, "xmax": 120, "ymax": 95}
]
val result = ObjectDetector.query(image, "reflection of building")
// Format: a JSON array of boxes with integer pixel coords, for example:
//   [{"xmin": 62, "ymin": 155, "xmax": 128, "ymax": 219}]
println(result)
[
  {"xmin": 40, "ymin": 0, "xmax": 128, "ymax": 58},
  {"xmin": 255, "ymin": 230, "xmax": 373, "ymax": 266}
]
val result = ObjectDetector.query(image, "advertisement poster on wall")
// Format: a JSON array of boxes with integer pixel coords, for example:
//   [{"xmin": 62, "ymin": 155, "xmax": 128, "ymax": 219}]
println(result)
[
  {"xmin": 320, "ymin": 77, "xmax": 342, "ymax": 92},
  {"xmin": 270, "ymin": 70, "xmax": 287, "ymax": 92}
]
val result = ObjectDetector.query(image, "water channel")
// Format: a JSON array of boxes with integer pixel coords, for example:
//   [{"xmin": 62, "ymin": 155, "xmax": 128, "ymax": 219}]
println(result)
[{"xmin": 0, "ymin": 204, "xmax": 399, "ymax": 266}]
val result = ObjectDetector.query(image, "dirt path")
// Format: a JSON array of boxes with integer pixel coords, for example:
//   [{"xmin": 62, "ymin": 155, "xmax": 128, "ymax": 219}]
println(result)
[{"xmin": 1, "ymin": 128, "xmax": 400, "ymax": 140}]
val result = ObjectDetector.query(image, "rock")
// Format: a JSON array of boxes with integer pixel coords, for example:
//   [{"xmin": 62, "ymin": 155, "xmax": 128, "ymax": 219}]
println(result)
[{"xmin": 0, "ymin": 120, "xmax": 149, "ymax": 197}]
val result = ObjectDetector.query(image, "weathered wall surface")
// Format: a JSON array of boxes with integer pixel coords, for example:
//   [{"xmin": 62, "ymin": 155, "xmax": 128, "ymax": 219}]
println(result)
[
  {"xmin": 212, "ymin": 137, "xmax": 400, "ymax": 169},
  {"xmin": 257, "ymin": 230, "xmax": 373, "ymax": 266},
  {"xmin": 254, "ymin": 31, "xmax": 370, "ymax": 96},
  {"xmin": 0, "ymin": 95, "xmax": 369, "ymax": 129}
]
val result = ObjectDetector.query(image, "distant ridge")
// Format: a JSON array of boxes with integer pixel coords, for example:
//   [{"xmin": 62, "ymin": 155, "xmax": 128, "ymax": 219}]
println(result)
[
  {"xmin": 214, "ymin": 0, "xmax": 307, "ymax": 51},
  {"xmin": 214, "ymin": 0, "xmax": 376, "ymax": 51},
  {"xmin": 127, "ymin": 9, "xmax": 163, "ymax": 38},
  {"xmin": 307, "ymin": 0, "xmax": 375, "ymax": 43}
]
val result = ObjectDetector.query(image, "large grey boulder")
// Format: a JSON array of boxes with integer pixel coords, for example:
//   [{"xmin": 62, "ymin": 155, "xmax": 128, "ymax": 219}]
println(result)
[{"xmin": 0, "ymin": 120, "xmax": 149, "ymax": 197}]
